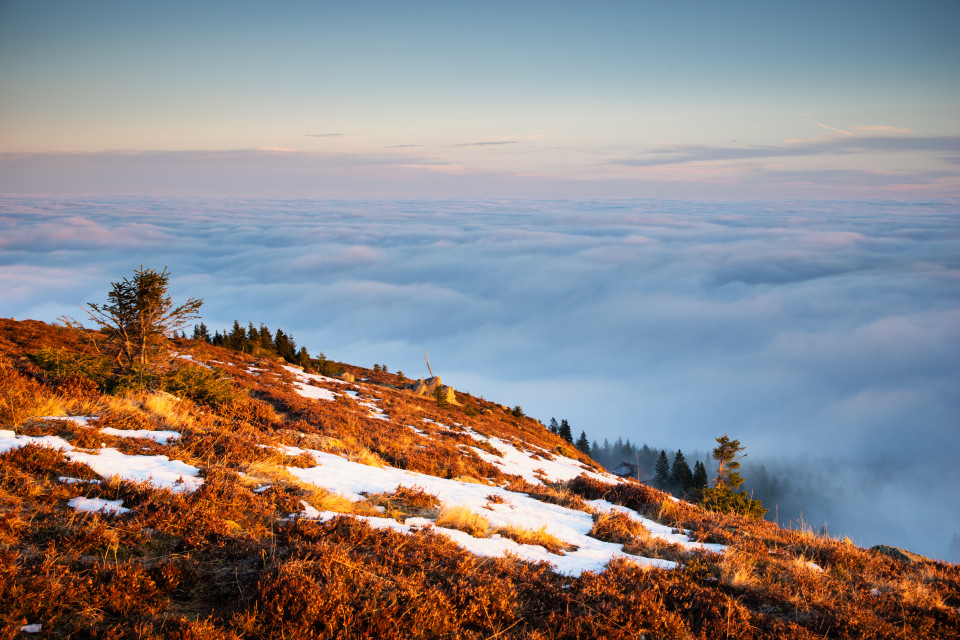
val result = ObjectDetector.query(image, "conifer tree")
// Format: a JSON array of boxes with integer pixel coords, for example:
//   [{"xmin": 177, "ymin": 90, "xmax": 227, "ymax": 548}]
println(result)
[
  {"xmin": 711, "ymin": 434, "xmax": 746, "ymax": 492},
  {"xmin": 274, "ymin": 329, "xmax": 297, "ymax": 363},
  {"xmin": 548, "ymin": 417, "xmax": 559, "ymax": 434},
  {"xmin": 258, "ymin": 324, "xmax": 273, "ymax": 351},
  {"xmin": 227, "ymin": 321, "xmax": 245, "ymax": 351},
  {"xmin": 701, "ymin": 434, "xmax": 766, "ymax": 518},
  {"xmin": 192, "ymin": 322, "xmax": 211, "ymax": 343},
  {"xmin": 654, "ymin": 450, "xmax": 671, "ymax": 489},
  {"xmin": 692, "ymin": 460, "xmax": 708, "ymax": 500},
  {"xmin": 297, "ymin": 347, "xmax": 312, "ymax": 370},
  {"xmin": 79, "ymin": 266, "xmax": 202, "ymax": 386},
  {"xmin": 559, "ymin": 419, "xmax": 573, "ymax": 443},
  {"xmin": 575, "ymin": 431, "xmax": 591, "ymax": 455},
  {"xmin": 670, "ymin": 449, "xmax": 694, "ymax": 496}
]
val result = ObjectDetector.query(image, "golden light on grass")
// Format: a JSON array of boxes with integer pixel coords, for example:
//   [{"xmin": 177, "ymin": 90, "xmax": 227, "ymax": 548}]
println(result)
[{"xmin": 435, "ymin": 504, "xmax": 491, "ymax": 537}]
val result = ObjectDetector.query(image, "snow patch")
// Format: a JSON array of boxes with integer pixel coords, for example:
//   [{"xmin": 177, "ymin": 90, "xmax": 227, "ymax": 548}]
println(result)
[
  {"xmin": 100, "ymin": 427, "xmax": 181, "ymax": 444},
  {"xmin": 0, "ymin": 430, "xmax": 203, "ymax": 493},
  {"xmin": 288, "ymin": 448, "xmax": 689, "ymax": 576},
  {"xmin": 68, "ymin": 496, "xmax": 129, "ymax": 516},
  {"xmin": 66, "ymin": 448, "xmax": 203, "ymax": 493}
]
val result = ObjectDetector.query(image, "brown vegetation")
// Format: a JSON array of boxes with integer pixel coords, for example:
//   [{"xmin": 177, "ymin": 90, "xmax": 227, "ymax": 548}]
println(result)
[{"xmin": 0, "ymin": 318, "xmax": 957, "ymax": 639}]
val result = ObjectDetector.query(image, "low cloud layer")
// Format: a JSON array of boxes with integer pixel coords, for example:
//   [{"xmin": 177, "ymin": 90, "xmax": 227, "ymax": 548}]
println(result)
[{"xmin": 2, "ymin": 196, "xmax": 957, "ymax": 560}]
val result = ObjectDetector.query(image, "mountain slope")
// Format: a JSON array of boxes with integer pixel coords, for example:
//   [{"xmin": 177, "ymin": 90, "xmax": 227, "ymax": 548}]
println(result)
[{"xmin": 0, "ymin": 318, "xmax": 957, "ymax": 639}]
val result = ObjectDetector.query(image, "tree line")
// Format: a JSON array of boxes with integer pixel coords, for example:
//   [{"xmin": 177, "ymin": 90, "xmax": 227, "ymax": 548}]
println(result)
[
  {"xmin": 551, "ymin": 417, "xmax": 765, "ymax": 518},
  {"xmin": 191, "ymin": 320, "xmax": 342, "ymax": 377}
]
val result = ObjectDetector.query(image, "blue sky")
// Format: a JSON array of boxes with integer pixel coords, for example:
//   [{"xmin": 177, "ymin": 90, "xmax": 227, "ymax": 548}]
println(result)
[{"xmin": 1, "ymin": 1, "xmax": 958, "ymax": 197}]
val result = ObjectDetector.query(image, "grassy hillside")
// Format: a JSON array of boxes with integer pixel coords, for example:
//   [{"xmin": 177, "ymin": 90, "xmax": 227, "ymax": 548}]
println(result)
[{"xmin": 0, "ymin": 318, "xmax": 957, "ymax": 639}]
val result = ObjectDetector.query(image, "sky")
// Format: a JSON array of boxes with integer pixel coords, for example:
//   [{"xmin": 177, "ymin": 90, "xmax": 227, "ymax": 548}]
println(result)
[
  {"xmin": 0, "ymin": 2, "xmax": 958, "ymax": 559},
  {"xmin": 1, "ymin": 1, "xmax": 958, "ymax": 197}
]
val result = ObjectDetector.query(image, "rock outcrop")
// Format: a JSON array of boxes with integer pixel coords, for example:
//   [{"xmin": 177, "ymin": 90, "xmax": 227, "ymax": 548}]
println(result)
[
  {"xmin": 404, "ymin": 376, "xmax": 458, "ymax": 405},
  {"xmin": 870, "ymin": 545, "xmax": 931, "ymax": 564}
]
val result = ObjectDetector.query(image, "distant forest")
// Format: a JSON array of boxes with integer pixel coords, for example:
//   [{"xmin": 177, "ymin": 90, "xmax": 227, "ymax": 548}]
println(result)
[{"xmin": 551, "ymin": 418, "xmax": 836, "ymax": 531}]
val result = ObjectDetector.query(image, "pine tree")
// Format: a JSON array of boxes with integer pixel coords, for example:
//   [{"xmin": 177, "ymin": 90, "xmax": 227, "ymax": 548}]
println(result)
[
  {"xmin": 654, "ymin": 450, "xmax": 671, "ymax": 489},
  {"xmin": 692, "ymin": 460, "xmax": 708, "ymax": 501},
  {"xmin": 559, "ymin": 419, "xmax": 573, "ymax": 443},
  {"xmin": 701, "ymin": 435, "xmax": 766, "ymax": 519},
  {"xmin": 548, "ymin": 417, "xmax": 559, "ymax": 434},
  {"xmin": 274, "ymin": 329, "xmax": 296, "ymax": 363},
  {"xmin": 258, "ymin": 324, "xmax": 273, "ymax": 352},
  {"xmin": 77, "ymin": 266, "xmax": 202, "ymax": 386},
  {"xmin": 575, "ymin": 431, "xmax": 590, "ymax": 455},
  {"xmin": 192, "ymin": 322, "xmax": 211, "ymax": 343},
  {"xmin": 670, "ymin": 449, "xmax": 693, "ymax": 496},
  {"xmin": 711, "ymin": 434, "xmax": 745, "ymax": 492},
  {"xmin": 227, "ymin": 321, "xmax": 245, "ymax": 351},
  {"xmin": 297, "ymin": 347, "xmax": 312, "ymax": 370}
]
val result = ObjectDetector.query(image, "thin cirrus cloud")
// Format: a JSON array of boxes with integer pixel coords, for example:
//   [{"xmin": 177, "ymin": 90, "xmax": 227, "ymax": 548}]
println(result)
[
  {"xmin": 1, "ymin": 196, "xmax": 957, "ymax": 559},
  {"xmin": 611, "ymin": 135, "xmax": 960, "ymax": 167}
]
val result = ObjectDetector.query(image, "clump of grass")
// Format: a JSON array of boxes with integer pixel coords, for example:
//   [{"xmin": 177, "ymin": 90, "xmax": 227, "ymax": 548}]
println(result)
[
  {"xmin": 718, "ymin": 549, "xmax": 759, "ymax": 590},
  {"xmin": 589, "ymin": 511, "xmax": 647, "ymax": 544},
  {"xmin": 366, "ymin": 486, "xmax": 441, "ymax": 521},
  {"xmin": 435, "ymin": 504, "xmax": 491, "ymax": 537},
  {"xmin": 495, "ymin": 525, "xmax": 575, "ymax": 554}
]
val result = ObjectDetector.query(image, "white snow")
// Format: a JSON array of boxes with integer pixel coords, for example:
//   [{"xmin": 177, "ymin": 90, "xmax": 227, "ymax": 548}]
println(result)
[
  {"xmin": 0, "ymin": 429, "xmax": 203, "ymax": 493},
  {"xmin": 288, "ymin": 447, "xmax": 690, "ymax": 576},
  {"xmin": 20, "ymin": 624, "xmax": 41, "ymax": 634},
  {"xmin": 100, "ymin": 427, "xmax": 181, "ymax": 444},
  {"xmin": 59, "ymin": 476, "xmax": 100, "ymax": 484},
  {"xmin": 282, "ymin": 364, "xmax": 349, "ymax": 385},
  {"xmin": 0, "ymin": 429, "xmax": 73, "ymax": 452},
  {"xmin": 68, "ymin": 496, "xmax": 129, "ymax": 516},
  {"xmin": 461, "ymin": 428, "xmax": 614, "ymax": 486},
  {"xmin": 66, "ymin": 448, "xmax": 203, "ymax": 493},
  {"xmin": 39, "ymin": 415, "xmax": 180, "ymax": 444}
]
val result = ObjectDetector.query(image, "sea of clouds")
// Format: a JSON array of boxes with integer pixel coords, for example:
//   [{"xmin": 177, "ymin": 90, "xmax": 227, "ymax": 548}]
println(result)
[{"xmin": 2, "ymin": 196, "xmax": 957, "ymax": 560}]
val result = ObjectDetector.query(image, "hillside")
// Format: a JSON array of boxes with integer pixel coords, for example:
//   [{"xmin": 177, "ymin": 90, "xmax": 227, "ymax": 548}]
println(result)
[{"xmin": 0, "ymin": 318, "xmax": 958, "ymax": 639}]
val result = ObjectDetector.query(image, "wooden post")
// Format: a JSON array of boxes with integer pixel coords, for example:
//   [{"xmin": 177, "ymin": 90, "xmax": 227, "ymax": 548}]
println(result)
[{"xmin": 425, "ymin": 350, "xmax": 434, "ymax": 377}]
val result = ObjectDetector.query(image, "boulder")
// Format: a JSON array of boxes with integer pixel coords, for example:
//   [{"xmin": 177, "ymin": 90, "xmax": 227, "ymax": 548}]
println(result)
[
  {"xmin": 404, "ymin": 376, "xmax": 458, "ymax": 405},
  {"xmin": 339, "ymin": 372, "xmax": 355, "ymax": 383},
  {"xmin": 870, "ymin": 545, "xmax": 931, "ymax": 564}
]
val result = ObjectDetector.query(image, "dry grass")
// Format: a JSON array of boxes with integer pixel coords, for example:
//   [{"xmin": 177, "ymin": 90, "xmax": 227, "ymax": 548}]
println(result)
[
  {"xmin": 589, "ymin": 510, "xmax": 647, "ymax": 544},
  {"xmin": 435, "ymin": 504, "xmax": 491, "ymax": 537},
  {"xmin": 1, "ymin": 319, "xmax": 959, "ymax": 640},
  {"xmin": 495, "ymin": 525, "xmax": 575, "ymax": 554}
]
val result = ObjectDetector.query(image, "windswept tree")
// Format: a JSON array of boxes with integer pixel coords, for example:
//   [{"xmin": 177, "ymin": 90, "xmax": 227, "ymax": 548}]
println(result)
[
  {"xmin": 701, "ymin": 434, "xmax": 766, "ymax": 518},
  {"xmin": 711, "ymin": 434, "xmax": 746, "ymax": 492},
  {"xmin": 80, "ymin": 267, "xmax": 202, "ymax": 384}
]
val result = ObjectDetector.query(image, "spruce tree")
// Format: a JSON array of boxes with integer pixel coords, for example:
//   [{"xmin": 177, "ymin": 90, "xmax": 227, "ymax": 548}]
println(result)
[
  {"xmin": 670, "ymin": 449, "xmax": 694, "ymax": 496},
  {"xmin": 258, "ymin": 324, "xmax": 273, "ymax": 351},
  {"xmin": 548, "ymin": 417, "xmax": 559, "ymax": 434},
  {"xmin": 575, "ymin": 431, "xmax": 591, "ymax": 455},
  {"xmin": 692, "ymin": 460, "xmax": 708, "ymax": 500},
  {"xmin": 227, "ymin": 321, "xmax": 245, "ymax": 351},
  {"xmin": 654, "ymin": 450, "xmax": 671, "ymax": 489},
  {"xmin": 192, "ymin": 322, "xmax": 211, "ymax": 343},
  {"xmin": 559, "ymin": 419, "xmax": 573, "ymax": 443},
  {"xmin": 701, "ymin": 435, "xmax": 766, "ymax": 519},
  {"xmin": 78, "ymin": 266, "xmax": 202, "ymax": 386}
]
